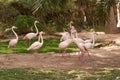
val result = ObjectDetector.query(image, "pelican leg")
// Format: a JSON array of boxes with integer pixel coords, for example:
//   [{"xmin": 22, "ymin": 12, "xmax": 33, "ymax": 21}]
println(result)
[
  {"xmin": 78, "ymin": 50, "xmax": 81, "ymax": 59},
  {"xmin": 83, "ymin": 46, "xmax": 91, "ymax": 57},
  {"xmin": 81, "ymin": 52, "xmax": 85, "ymax": 63},
  {"xmin": 62, "ymin": 49, "xmax": 66, "ymax": 58},
  {"xmin": 86, "ymin": 50, "xmax": 93, "ymax": 60},
  {"xmin": 24, "ymin": 40, "xmax": 27, "ymax": 47},
  {"xmin": 78, "ymin": 51, "xmax": 86, "ymax": 64},
  {"xmin": 86, "ymin": 50, "xmax": 90, "ymax": 57},
  {"xmin": 13, "ymin": 46, "xmax": 16, "ymax": 54},
  {"xmin": 77, "ymin": 49, "xmax": 82, "ymax": 57},
  {"xmin": 78, "ymin": 50, "xmax": 83, "ymax": 59},
  {"xmin": 26, "ymin": 39, "xmax": 31, "ymax": 46},
  {"xmin": 23, "ymin": 39, "xmax": 29, "ymax": 47},
  {"xmin": 59, "ymin": 49, "xmax": 62, "ymax": 56},
  {"xmin": 34, "ymin": 50, "xmax": 39, "ymax": 61},
  {"xmin": 78, "ymin": 49, "xmax": 85, "ymax": 62},
  {"xmin": 83, "ymin": 47, "xmax": 91, "ymax": 58},
  {"xmin": 79, "ymin": 52, "xmax": 84, "ymax": 59},
  {"xmin": 68, "ymin": 52, "xmax": 71, "ymax": 58},
  {"xmin": 28, "ymin": 40, "xmax": 30, "ymax": 46}
]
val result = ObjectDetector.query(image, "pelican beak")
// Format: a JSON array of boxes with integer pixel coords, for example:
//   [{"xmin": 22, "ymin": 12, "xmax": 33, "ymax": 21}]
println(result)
[
  {"xmin": 36, "ymin": 21, "xmax": 39, "ymax": 23},
  {"xmin": 43, "ymin": 32, "xmax": 45, "ymax": 35},
  {"xmin": 37, "ymin": 33, "xmax": 39, "ymax": 36},
  {"xmin": 12, "ymin": 26, "xmax": 17, "ymax": 29}
]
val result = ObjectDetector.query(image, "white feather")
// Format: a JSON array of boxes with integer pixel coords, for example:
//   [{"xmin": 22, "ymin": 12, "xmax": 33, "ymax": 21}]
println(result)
[{"xmin": 27, "ymin": 41, "xmax": 43, "ymax": 50}]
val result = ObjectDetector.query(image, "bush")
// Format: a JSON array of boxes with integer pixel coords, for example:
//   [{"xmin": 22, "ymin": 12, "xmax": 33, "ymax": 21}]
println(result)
[
  {"xmin": 46, "ymin": 22, "xmax": 57, "ymax": 34},
  {"xmin": 13, "ymin": 15, "xmax": 36, "ymax": 34},
  {"xmin": 0, "ymin": 22, "xmax": 13, "ymax": 37}
]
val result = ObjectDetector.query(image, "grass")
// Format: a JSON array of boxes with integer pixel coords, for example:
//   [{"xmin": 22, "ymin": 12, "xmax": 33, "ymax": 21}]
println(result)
[
  {"xmin": 0, "ymin": 38, "xmax": 119, "ymax": 80},
  {"xmin": 0, "ymin": 68, "xmax": 120, "ymax": 80},
  {"xmin": 0, "ymin": 38, "xmax": 78, "ymax": 54}
]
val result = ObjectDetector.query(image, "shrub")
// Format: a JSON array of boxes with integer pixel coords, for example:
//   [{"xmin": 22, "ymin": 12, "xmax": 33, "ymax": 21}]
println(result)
[{"xmin": 13, "ymin": 15, "xmax": 36, "ymax": 34}]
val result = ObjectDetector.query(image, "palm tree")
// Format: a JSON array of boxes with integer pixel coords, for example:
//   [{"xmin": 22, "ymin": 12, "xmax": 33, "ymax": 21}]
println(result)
[
  {"xmin": 32, "ymin": 0, "xmax": 120, "ymax": 33},
  {"xmin": 32, "ymin": 0, "xmax": 73, "ymax": 33},
  {"xmin": 32, "ymin": 0, "xmax": 72, "ymax": 20},
  {"xmin": 103, "ymin": 0, "xmax": 120, "ymax": 33},
  {"xmin": 73, "ymin": 0, "xmax": 120, "ymax": 33},
  {"xmin": 72, "ymin": 0, "xmax": 97, "ymax": 29}
]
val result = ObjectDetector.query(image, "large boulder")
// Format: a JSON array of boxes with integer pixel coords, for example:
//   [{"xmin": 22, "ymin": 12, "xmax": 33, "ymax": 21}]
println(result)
[{"xmin": 114, "ymin": 38, "xmax": 120, "ymax": 45}]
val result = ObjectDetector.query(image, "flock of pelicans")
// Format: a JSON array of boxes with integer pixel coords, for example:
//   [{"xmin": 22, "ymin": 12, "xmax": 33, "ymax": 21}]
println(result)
[{"xmin": 8, "ymin": 20, "xmax": 98, "ymax": 60}]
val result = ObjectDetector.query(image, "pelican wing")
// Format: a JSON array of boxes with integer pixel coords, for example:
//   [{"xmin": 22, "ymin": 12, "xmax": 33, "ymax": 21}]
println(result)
[
  {"xmin": 8, "ymin": 39, "xmax": 18, "ymax": 47},
  {"xmin": 27, "ymin": 41, "xmax": 42, "ymax": 50},
  {"xmin": 24, "ymin": 33, "xmax": 37, "ymax": 40}
]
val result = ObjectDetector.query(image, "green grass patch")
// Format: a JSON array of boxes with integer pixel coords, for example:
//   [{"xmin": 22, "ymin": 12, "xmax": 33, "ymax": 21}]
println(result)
[
  {"xmin": 0, "ymin": 38, "xmax": 78, "ymax": 54},
  {"xmin": 0, "ymin": 68, "xmax": 120, "ymax": 80},
  {"xmin": 95, "ymin": 39, "xmax": 105, "ymax": 43}
]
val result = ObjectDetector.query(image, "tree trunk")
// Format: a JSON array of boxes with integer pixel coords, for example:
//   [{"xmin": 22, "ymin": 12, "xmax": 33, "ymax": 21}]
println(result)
[{"xmin": 105, "ymin": 6, "xmax": 120, "ymax": 34}]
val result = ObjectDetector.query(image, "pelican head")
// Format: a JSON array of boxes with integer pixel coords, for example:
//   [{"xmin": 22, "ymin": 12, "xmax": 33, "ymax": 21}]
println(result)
[
  {"xmin": 90, "ymin": 29, "xmax": 95, "ymax": 32},
  {"xmin": 12, "ymin": 26, "xmax": 17, "ymax": 29},
  {"xmin": 35, "ymin": 20, "xmax": 39, "ymax": 23},
  {"xmin": 70, "ymin": 21, "xmax": 74, "ymax": 24},
  {"xmin": 39, "ymin": 31, "xmax": 45, "ymax": 35}
]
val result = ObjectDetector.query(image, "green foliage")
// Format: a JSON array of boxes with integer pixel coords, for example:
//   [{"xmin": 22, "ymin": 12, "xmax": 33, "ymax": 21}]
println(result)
[
  {"xmin": 13, "ymin": 15, "xmax": 36, "ymax": 34},
  {"xmin": 10, "ymin": 0, "xmax": 35, "ymax": 15},
  {"xmin": 0, "ymin": 2, "xmax": 19, "ymax": 24},
  {"xmin": 16, "ymin": 0, "xmax": 35, "ymax": 9},
  {"xmin": 0, "ymin": 68, "xmax": 76, "ymax": 80},
  {"xmin": 32, "ymin": 0, "xmax": 72, "ymax": 14},
  {"xmin": 96, "ymin": 2, "xmax": 107, "ymax": 25},
  {"xmin": 0, "ymin": 22, "xmax": 8, "ymax": 31},
  {"xmin": 45, "ymin": 21, "xmax": 57, "ymax": 34},
  {"xmin": 0, "ymin": 0, "xmax": 15, "ymax": 4},
  {"xmin": 0, "ymin": 68, "xmax": 120, "ymax": 80},
  {"xmin": 84, "ymin": 69, "xmax": 120, "ymax": 80},
  {"xmin": 0, "ymin": 38, "xmax": 78, "ymax": 54},
  {"xmin": 38, "ymin": 38, "xmax": 77, "ymax": 53},
  {"xmin": 32, "ymin": 0, "xmax": 73, "ymax": 32},
  {"xmin": 95, "ymin": 0, "xmax": 116, "ymax": 25},
  {"xmin": 0, "ymin": 0, "xmax": 119, "ymax": 34}
]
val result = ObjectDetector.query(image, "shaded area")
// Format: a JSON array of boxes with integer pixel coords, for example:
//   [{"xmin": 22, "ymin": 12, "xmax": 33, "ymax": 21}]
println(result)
[
  {"xmin": 0, "ymin": 68, "xmax": 120, "ymax": 80},
  {"xmin": 0, "ymin": 47, "xmax": 120, "ymax": 70}
]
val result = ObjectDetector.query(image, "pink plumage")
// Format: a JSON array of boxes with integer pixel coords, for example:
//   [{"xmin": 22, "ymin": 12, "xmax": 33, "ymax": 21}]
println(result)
[
  {"xmin": 59, "ymin": 39, "xmax": 73, "ymax": 49},
  {"xmin": 8, "ymin": 26, "xmax": 18, "ymax": 48},
  {"xmin": 59, "ymin": 39, "xmax": 73, "ymax": 57},
  {"xmin": 27, "ymin": 41, "xmax": 43, "ymax": 51},
  {"xmin": 23, "ymin": 33, "xmax": 37, "ymax": 40},
  {"xmin": 27, "ymin": 31, "xmax": 44, "ymax": 51},
  {"xmin": 8, "ymin": 39, "xmax": 18, "ymax": 48},
  {"xmin": 23, "ymin": 20, "xmax": 39, "ymax": 40},
  {"xmin": 73, "ymin": 29, "xmax": 97, "ymax": 59},
  {"xmin": 60, "ymin": 32, "xmax": 71, "ymax": 41}
]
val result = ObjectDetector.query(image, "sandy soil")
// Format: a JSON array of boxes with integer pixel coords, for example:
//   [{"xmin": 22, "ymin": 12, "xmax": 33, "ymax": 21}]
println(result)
[{"xmin": 0, "ymin": 32, "xmax": 120, "ymax": 70}]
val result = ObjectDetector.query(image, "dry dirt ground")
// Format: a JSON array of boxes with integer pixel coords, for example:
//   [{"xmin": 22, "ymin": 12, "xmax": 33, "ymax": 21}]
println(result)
[{"xmin": 0, "ymin": 32, "xmax": 120, "ymax": 70}]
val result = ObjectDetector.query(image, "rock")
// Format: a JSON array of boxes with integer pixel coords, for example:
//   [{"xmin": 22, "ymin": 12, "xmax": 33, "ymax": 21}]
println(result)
[
  {"xmin": 94, "ymin": 40, "xmax": 115, "ymax": 48},
  {"xmin": 96, "ymin": 32, "xmax": 105, "ymax": 35},
  {"xmin": 114, "ymin": 38, "xmax": 120, "ymax": 45}
]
